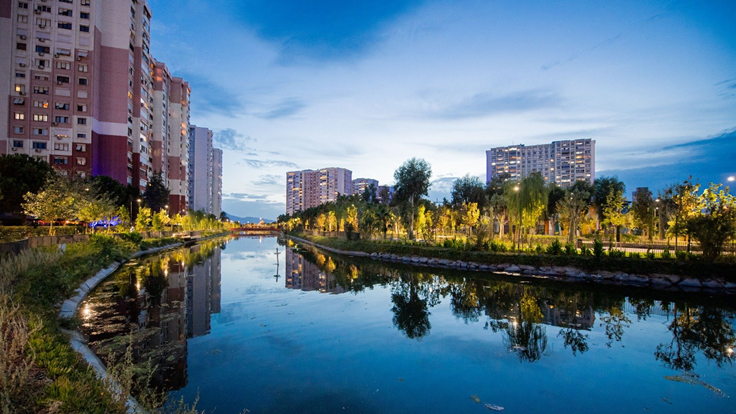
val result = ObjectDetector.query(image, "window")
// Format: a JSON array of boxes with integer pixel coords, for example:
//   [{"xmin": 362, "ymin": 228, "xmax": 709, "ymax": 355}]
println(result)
[
  {"xmin": 58, "ymin": 22, "xmax": 72, "ymax": 30},
  {"xmin": 54, "ymin": 143, "xmax": 69, "ymax": 151},
  {"xmin": 54, "ymin": 116, "xmax": 69, "ymax": 124},
  {"xmin": 33, "ymin": 86, "xmax": 48, "ymax": 95},
  {"xmin": 80, "ymin": 12, "xmax": 90, "ymax": 19},
  {"xmin": 13, "ymin": 98, "xmax": 25, "ymax": 105},
  {"xmin": 14, "ymin": 112, "xmax": 25, "ymax": 120},
  {"xmin": 16, "ymin": 43, "xmax": 26, "ymax": 50},
  {"xmin": 80, "ymin": 25, "xmax": 89, "ymax": 33},
  {"xmin": 59, "ymin": 9, "xmax": 73, "ymax": 16},
  {"xmin": 17, "ymin": 15, "xmax": 28, "ymax": 23},
  {"xmin": 13, "ymin": 126, "xmax": 24, "ymax": 134},
  {"xmin": 78, "ymin": 77, "xmax": 87, "ymax": 85},
  {"xmin": 15, "ymin": 72, "xmax": 26, "ymax": 78},
  {"xmin": 55, "ymin": 102, "xmax": 69, "ymax": 110},
  {"xmin": 76, "ymin": 157, "xmax": 87, "ymax": 166},
  {"xmin": 37, "ymin": 5, "xmax": 51, "ymax": 12},
  {"xmin": 56, "ymin": 76, "xmax": 70, "ymax": 84},
  {"xmin": 33, "ymin": 114, "xmax": 48, "ymax": 122},
  {"xmin": 15, "ymin": 84, "xmax": 25, "ymax": 94},
  {"xmin": 35, "ymin": 45, "xmax": 50, "ymax": 54},
  {"xmin": 77, "ymin": 118, "xmax": 87, "ymax": 125},
  {"xmin": 18, "ymin": 2, "xmax": 28, "ymax": 9},
  {"xmin": 77, "ymin": 63, "xmax": 88, "ymax": 72},
  {"xmin": 60, "ymin": 0, "xmax": 73, "ymax": 3},
  {"xmin": 35, "ymin": 59, "xmax": 48, "ymax": 69},
  {"xmin": 33, "ymin": 74, "xmax": 48, "ymax": 81},
  {"xmin": 75, "ymin": 144, "xmax": 87, "ymax": 152},
  {"xmin": 35, "ymin": 100, "xmax": 50, "ymax": 108},
  {"xmin": 12, "ymin": 140, "xmax": 24, "ymax": 148},
  {"xmin": 53, "ymin": 157, "xmax": 69, "ymax": 165},
  {"xmin": 56, "ymin": 61, "xmax": 71, "ymax": 70},
  {"xmin": 81, "ymin": 0, "xmax": 90, "ymax": 6},
  {"xmin": 77, "ymin": 133, "xmax": 87, "ymax": 139},
  {"xmin": 32, "ymin": 141, "xmax": 47, "ymax": 149},
  {"xmin": 77, "ymin": 104, "xmax": 87, "ymax": 112}
]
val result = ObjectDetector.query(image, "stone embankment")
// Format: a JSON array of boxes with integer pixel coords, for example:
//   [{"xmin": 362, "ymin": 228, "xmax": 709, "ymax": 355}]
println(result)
[{"xmin": 289, "ymin": 236, "xmax": 736, "ymax": 293}]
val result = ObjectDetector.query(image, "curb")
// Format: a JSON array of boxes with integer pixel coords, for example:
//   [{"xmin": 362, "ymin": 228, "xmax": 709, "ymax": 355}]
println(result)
[{"xmin": 58, "ymin": 242, "xmax": 183, "ymax": 414}]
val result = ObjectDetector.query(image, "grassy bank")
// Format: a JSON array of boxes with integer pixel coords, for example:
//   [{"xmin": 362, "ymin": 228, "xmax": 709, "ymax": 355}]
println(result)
[
  {"xmin": 0, "ymin": 234, "xmax": 205, "ymax": 414},
  {"xmin": 293, "ymin": 233, "xmax": 736, "ymax": 282}
]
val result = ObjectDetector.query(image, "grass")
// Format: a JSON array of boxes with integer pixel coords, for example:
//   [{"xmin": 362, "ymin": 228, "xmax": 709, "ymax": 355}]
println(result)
[
  {"xmin": 293, "ymin": 233, "xmax": 736, "ymax": 282},
  {"xmin": 0, "ymin": 234, "xmax": 205, "ymax": 413}
]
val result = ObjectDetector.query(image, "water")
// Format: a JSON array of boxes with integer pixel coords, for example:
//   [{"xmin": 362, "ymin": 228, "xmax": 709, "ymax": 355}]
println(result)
[{"xmin": 80, "ymin": 236, "xmax": 736, "ymax": 414}]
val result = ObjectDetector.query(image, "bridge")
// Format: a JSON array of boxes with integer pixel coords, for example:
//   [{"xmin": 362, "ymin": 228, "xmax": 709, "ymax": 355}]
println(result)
[{"xmin": 231, "ymin": 225, "xmax": 280, "ymax": 235}]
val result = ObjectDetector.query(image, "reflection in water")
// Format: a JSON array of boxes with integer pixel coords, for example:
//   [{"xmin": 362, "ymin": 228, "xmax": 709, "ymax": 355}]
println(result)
[
  {"xmin": 82, "ymin": 238, "xmax": 736, "ymax": 412},
  {"xmin": 80, "ymin": 240, "xmax": 224, "ymax": 392}
]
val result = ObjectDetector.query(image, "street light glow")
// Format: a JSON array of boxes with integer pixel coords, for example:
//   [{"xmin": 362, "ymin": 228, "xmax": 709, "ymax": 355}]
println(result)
[{"xmin": 728, "ymin": 176, "xmax": 735, "ymax": 182}]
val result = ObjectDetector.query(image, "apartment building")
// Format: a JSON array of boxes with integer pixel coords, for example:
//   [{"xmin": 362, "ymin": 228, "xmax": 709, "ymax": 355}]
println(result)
[
  {"xmin": 352, "ymin": 178, "xmax": 378, "ymax": 196},
  {"xmin": 188, "ymin": 125, "xmax": 222, "ymax": 216},
  {"xmin": 0, "ymin": 0, "xmax": 157, "ymax": 190},
  {"xmin": 486, "ymin": 139, "xmax": 595, "ymax": 188},
  {"xmin": 285, "ymin": 167, "xmax": 352, "ymax": 215},
  {"xmin": 152, "ymin": 59, "xmax": 190, "ymax": 213}
]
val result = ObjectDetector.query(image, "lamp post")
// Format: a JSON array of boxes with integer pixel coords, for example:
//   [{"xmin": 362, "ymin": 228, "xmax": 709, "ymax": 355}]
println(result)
[
  {"xmin": 653, "ymin": 198, "xmax": 660, "ymax": 242},
  {"xmin": 514, "ymin": 185, "xmax": 521, "ymax": 251}
]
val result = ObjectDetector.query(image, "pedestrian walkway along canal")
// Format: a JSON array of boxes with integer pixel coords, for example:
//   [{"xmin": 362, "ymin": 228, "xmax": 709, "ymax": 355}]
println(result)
[{"xmin": 79, "ymin": 236, "xmax": 736, "ymax": 414}]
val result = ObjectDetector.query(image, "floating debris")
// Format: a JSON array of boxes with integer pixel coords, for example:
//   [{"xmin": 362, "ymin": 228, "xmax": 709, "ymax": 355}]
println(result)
[
  {"xmin": 470, "ymin": 395, "xmax": 481, "ymax": 403},
  {"xmin": 661, "ymin": 397, "xmax": 672, "ymax": 405},
  {"xmin": 665, "ymin": 373, "xmax": 727, "ymax": 398},
  {"xmin": 485, "ymin": 403, "xmax": 504, "ymax": 411},
  {"xmin": 398, "ymin": 378, "xmax": 404, "ymax": 382}
]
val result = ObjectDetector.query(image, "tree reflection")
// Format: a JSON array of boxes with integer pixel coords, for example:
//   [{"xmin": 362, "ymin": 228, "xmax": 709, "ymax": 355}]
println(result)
[
  {"xmin": 390, "ymin": 274, "xmax": 442, "ymax": 339},
  {"xmin": 599, "ymin": 306, "xmax": 631, "ymax": 348},
  {"xmin": 655, "ymin": 306, "xmax": 736, "ymax": 371}
]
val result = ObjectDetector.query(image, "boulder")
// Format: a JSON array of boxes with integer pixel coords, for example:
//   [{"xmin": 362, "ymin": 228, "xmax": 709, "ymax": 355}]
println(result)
[
  {"xmin": 650, "ymin": 277, "xmax": 672, "ymax": 287},
  {"xmin": 506, "ymin": 265, "xmax": 521, "ymax": 273},
  {"xmin": 702, "ymin": 279, "xmax": 724, "ymax": 289},
  {"xmin": 419, "ymin": 257, "xmax": 429, "ymax": 264},
  {"xmin": 626, "ymin": 274, "xmax": 650, "ymax": 285},
  {"xmin": 518, "ymin": 265, "xmax": 536, "ymax": 271},
  {"xmin": 678, "ymin": 278, "xmax": 702, "ymax": 288}
]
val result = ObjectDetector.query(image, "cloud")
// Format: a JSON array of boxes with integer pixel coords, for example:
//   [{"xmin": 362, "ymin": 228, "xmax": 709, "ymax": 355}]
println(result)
[
  {"xmin": 431, "ymin": 90, "xmax": 561, "ymax": 119},
  {"xmin": 224, "ymin": 0, "xmax": 427, "ymax": 63},
  {"xmin": 241, "ymin": 159, "xmax": 299, "ymax": 169},
  {"xmin": 214, "ymin": 128, "xmax": 253, "ymax": 151},
  {"xmin": 541, "ymin": 32, "xmax": 623, "ymax": 71},
  {"xmin": 255, "ymin": 98, "xmax": 306, "ymax": 119},
  {"xmin": 224, "ymin": 193, "xmax": 274, "ymax": 202},
  {"xmin": 222, "ymin": 199, "xmax": 285, "ymax": 222},
  {"xmin": 252, "ymin": 174, "xmax": 282, "ymax": 186},
  {"xmin": 179, "ymin": 72, "xmax": 243, "ymax": 117}
]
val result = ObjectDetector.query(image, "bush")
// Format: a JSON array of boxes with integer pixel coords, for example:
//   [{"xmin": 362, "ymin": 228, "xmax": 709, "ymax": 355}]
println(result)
[
  {"xmin": 490, "ymin": 241, "xmax": 507, "ymax": 253},
  {"xmin": 675, "ymin": 250, "xmax": 688, "ymax": 261},
  {"xmin": 628, "ymin": 252, "xmax": 641, "ymax": 259},
  {"xmin": 564, "ymin": 243, "xmax": 576, "ymax": 256},
  {"xmin": 581, "ymin": 246, "xmax": 591, "ymax": 256},
  {"xmin": 535, "ymin": 244, "xmax": 543, "ymax": 254},
  {"xmin": 593, "ymin": 239, "xmax": 605, "ymax": 259},
  {"xmin": 661, "ymin": 248, "xmax": 671, "ymax": 260},
  {"xmin": 546, "ymin": 239, "xmax": 563, "ymax": 255},
  {"xmin": 119, "ymin": 231, "xmax": 143, "ymax": 245},
  {"xmin": 609, "ymin": 249, "xmax": 626, "ymax": 258},
  {"xmin": 646, "ymin": 251, "xmax": 655, "ymax": 260}
]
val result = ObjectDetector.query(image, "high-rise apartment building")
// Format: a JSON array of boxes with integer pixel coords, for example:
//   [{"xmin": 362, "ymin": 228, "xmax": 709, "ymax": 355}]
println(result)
[
  {"xmin": 352, "ymin": 178, "xmax": 378, "ymax": 196},
  {"xmin": 152, "ymin": 60, "xmax": 190, "ymax": 213},
  {"xmin": 285, "ymin": 167, "xmax": 352, "ymax": 215},
  {"xmin": 0, "ymin": 0, "xmax": 162, "ymax": 190},
  {"xmin": 486, "ymin": 139, "xmax": 595, "ymax": 188},
  {"xmin": 188, "ymin": 125, "xmax": 222, "ymax": 216}
]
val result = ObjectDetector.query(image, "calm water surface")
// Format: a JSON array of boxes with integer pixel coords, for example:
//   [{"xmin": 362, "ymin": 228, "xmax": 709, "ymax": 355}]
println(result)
[{"xmin": 80, "ymin": 237, "xmax": 736, "ymax": 414}]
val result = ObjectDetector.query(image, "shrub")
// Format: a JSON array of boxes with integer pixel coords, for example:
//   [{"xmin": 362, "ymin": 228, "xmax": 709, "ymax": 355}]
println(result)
[
  {"xmin": 119, "ymin": 232, "xmax": 143, "ymax": 245},
  {"xmin": 490, "ymin": 241, "xmax": 507, "ymax": 253},
  {"xmin": 628, "ymin": 252, "xmax": 641, "ymax": 259},
  {"xmin": 609, "ymin": 249, "xmax": 626, "ymax": 258},
  {"xmin": 581, "ymin": 246, "xmax": 591, "ymax": 256},
  {"xmin": 564, "ymin": 243, "xmax": 576, "ymax": 256},
  {"xmin": 675, "ymin": 250, "xmax": 688, "ymax": 261},
  {"xmin": 535, "ymin": 244, "xmax": 543, "ymax": 254},
  {"xmin": 546, "ymin": 239, "xmax": 563, "ymax": 255},
  {"xmin": 646, "ymin": 251, "xmax": 656, "ymax": 260},
  {"xmin": 661, "ymin": 248, "xmax": 671, "ymax": 260},
  {"xmin": 593, "ymin": 239, "xmax": 605, "ymax": 259}
]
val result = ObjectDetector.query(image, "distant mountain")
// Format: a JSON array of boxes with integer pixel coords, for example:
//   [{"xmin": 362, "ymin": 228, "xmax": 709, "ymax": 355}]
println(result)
[{"xmin": 226, "ymin": 214, "xmax": 275, "ymax": 224}]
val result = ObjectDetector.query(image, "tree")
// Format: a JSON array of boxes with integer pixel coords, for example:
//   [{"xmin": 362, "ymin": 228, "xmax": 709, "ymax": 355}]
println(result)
[
  {"xmin": 631, "ymin": 187, "xmax": 656, "ymax": 241},
  {"xmin": 687, "ymin": 183, "xmax": 736, "ymax": 260},
  {"xmin": 361, "ymin": 183, "xmax": 379, "ymax": 204},
  {"xmin": 460, "ymin": 202, "xmax": 480, "ymax": 236},
  {"xmin": 315, "ymin": 213, "xmax": 327, "ymax": 231},
  {"xmin": 0, "ymin": 154, "xmax": 54, "ymax": 214},
  {"xmin": 545, "ymin": 184, "xmax": 566, "ymax": 235},
  {"xmin": 593, "ymin": 176, "xmax": 626, "ymax": 227},
  {"xmin": 345, "ymin": 205, "xmax": 358, "ymax": 233},
  {"xmin": 451, "ymin": 175, "xmax": 486, "ymax": 210},
  {"xmin": 663, "ymin": 178, "xmax": 700, "ymax": 251},
  {"xmin": 504, "ymin": 173, "xmax": 548, "ymax": 248},
  {"xmin": 602, "ymin": 189, "xmax": 627, "ymax": 243},
  {"xmin": 77, "ymin": 194, "xmax": 117, "ymax": 232},
  {"xmin": 558, "ymin": 189, "xmax": 591, "ymax": 243},
  {"xmin": 22, "ymin": 174, "xmax": 81, "ymax": 235},
  {"xmin": 136, "ymin": 207, "xmax": 153, "ymax": 231},
  {"xmin": 393, "ymin": 158, "xmax": 432, "ymax": 240},
  {"xmin": 220, "ymin": 211, "xmax": 229, "ymax": 221},
  {"xmin": 488, "ymin": 193, "xmax": 506, "ymax": 239},
  {"xmin": 142, "ymin": 171, "xmax": 170, "ymax": 212},
  {"xmin": 87, "ymin": 175, "xmax": 129, "ymax": 208},
  {"xmin": 327, "ymin": 211, "xmax": 337, "ymax": 232}
]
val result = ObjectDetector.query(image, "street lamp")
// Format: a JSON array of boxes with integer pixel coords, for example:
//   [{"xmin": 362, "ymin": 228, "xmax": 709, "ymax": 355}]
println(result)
[
  {"xmin": 728, "ymin": 176, "xmax": 735, "ymax": 182},
  {"xmin": 514, "ymin": 185, "xmax": 521, "ymax": 250}
]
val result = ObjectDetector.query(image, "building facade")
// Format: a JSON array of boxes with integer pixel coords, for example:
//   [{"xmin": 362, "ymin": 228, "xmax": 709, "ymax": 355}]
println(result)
[
  {"xmin": 286, "ymin": 167, "xmax": 352, "ymax": 215},
  {"xmin": 486, "ymin": 139, "xmax": 595, "ymax": 188},
  {"xmin": 187, "ymin": 125, "xmax": 221, "ymax": 216},
  {"xmin": 352, "ymin": 178, "xmax": 378, "ymax": 196}
]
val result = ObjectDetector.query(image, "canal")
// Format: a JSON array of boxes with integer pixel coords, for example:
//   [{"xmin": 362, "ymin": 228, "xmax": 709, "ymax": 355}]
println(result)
[{"xmin": 79, "ymin": 236, "xmax": 736, "ymax": 414}]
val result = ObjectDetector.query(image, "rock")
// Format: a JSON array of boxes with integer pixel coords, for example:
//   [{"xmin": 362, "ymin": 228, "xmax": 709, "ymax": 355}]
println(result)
[
  {"xmin": 497, "ymin": 263, "xmax": 510, "ymax": 270},
  {"xmin": 613, "ymin": 273, "xmax": 630, "ymax": 282},
  {"xmin": 411, "ymin": 256, "xmax": 420, "ymax": 263},
  {"xmin": 626, "ymin": 274, "xmax": 650, "ymax": 285},
  {"xmin": 725, "ymin": 282, "xmax": 736, "ymax": 290},
  {"xmin": 651, "ymin": 277, "xmax": 672, "ymax": 287},
  {"xmin": 479, "ymin": 265, "xmax": 490, "ymax": 271},
  {"xmin": 506, "ymin": 265, "xmax": 521, "ymax": 273},
  {"xmin": 518, "ymin": 265, "xmax": 535, "ymax": 271},
  {"xmin": 597, "ymin": 271, "xmax": 616, "ymax": 280},
  {"xmin": 419, "ymin": 257, "xmax": 428, "ymax": 264},
  {"xmin": 370, "ymin": 252, "xmax": 378, "ymax": 258},
  {"xmin": 702, "ymin": 279, "xmax": 724, "ymax": 289},
  {"xmin": 678, "ymin": 278, "xmax": 702, "ymax": 288},
  {"xmin": 522, "ymin": 269, "xmax": 534, "ymax": 275},
  {"xmin": 401, "ymin": 256, "xmax": 411, "ymax": 262}
]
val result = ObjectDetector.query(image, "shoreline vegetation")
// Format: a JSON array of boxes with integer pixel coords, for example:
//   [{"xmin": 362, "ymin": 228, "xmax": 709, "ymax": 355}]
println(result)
[
  {"xmin": 287, "ymin": 233, "xmax": 736, "ymax": 291},
  {"xmin": 0, "ymin": 231, "xmax": 229, "ymax": 414}
]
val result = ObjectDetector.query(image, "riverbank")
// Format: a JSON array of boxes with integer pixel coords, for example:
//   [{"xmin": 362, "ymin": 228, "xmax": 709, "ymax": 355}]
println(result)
[
  {"xmin": 0, "ymin": 232, "xmax": 229, "ymax": 413},
  {"xmin": 288, "ymin": 234, "xmax": 736, "ymax": 293}
]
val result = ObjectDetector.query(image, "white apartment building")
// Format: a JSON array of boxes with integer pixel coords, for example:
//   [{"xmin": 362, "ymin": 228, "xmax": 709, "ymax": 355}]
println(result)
[
  {"xmin": 188, "ymin": 125, "xmax": 221, "ymax": 216},
  {"xmin": 486, "ymin": 139, "xmax": 595, "ymax": 188},
  {"xmin": 286, "ymin": 167, "xmax": 352, "ymax": 215},
  {"xmin": 352, "ymin": 178, "xmax": 378, "ymax": 196}
]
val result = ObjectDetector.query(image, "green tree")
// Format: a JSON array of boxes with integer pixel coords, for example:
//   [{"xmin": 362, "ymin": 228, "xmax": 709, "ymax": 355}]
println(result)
[
  {"xmin": 662, "ymin": 178, "xmax": 700, "ymax": 251},
  {"xmin": 142, "ymin": 171, "xmax": 170, "ymax": 212},
  {"xmin": 602, "ymin": 189, "xmax": 627, "ymax": 243},
  {"xmin": 504, "ymin": 173, "xmax": 548, "ymax": 248},
  {"xmin": 488, "ymin": 193, "xmax": 507, "ymax": 239},
  {"xmin": 315, "ymin": 213, "xmax": 327, "ymax": 231},
  {"xmin": 77, "ymin": 194, "xmax": 117, "ymax": 232},
  {"xmin": 546, "ymin": 184, "xmax": 566, "ymax": 235},
  {"xmin": 687, "ymin": 183, "xmax": 736, "ymax": 260},
  {"xmin": 22, "ymin": 174, "xmax": 81, "ymax": 235},
  {"xmin": 87, "ymin": 175, "xmax": 129, "ymax": 208},
  {"xmin": 346, "ymin": 205, "xmax": 358, "ymax": 233},
  {"xmin": 593, "ymin": 176, "xmax": 626, "ymax": 228},
  {"xmin": 327, "ymin": 211, "xmax": 337, "ymax": 232},
  {"xmin": 361, "ymin": 183, "xmax": 379, "ymax": 204},
  {"xmin": 136, "ymin": 207, "xmax": 153, "ymax": 231},
  {"xmin": 451, "ymin": 175, "xmax": 486, "ymax": 210},
  {"xmin": 558, "ymin": 188, "xmax": 591, "ymax": 244},
  {"xmin": 0, "ymin": 154, "xmax": 54, "ymax": 214},
  {"xmin": 631, "ymin": 187, "xmax": 656, "ymax": 241},
  {"xmin": 393, "ymin": 158, "xmax": 432, "ymax": 240},
  {"xmin": 460, "ymin": 202, "xmax": 480, "ymax": 236}
]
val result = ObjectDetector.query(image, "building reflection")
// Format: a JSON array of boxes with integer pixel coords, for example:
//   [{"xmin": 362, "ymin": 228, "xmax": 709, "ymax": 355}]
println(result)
[
  {"xmin": 285, "ymin": 248, "xmax": 346, "ymax": 294},
  {"xmin": 80, "ymin": 242, "xmax": 223, "ymax": 392}
]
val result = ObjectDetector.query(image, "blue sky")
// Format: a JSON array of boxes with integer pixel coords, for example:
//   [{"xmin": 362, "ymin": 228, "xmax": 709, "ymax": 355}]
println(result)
[{"xmin": 148, "ymin": 0, "xmax": 736, "ymax": 219}]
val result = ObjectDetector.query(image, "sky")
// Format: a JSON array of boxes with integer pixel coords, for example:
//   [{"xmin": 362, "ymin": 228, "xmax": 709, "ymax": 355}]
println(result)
[{"xmin": 147, "ymin": 0, "xmax": 736, "ymax": 220}]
